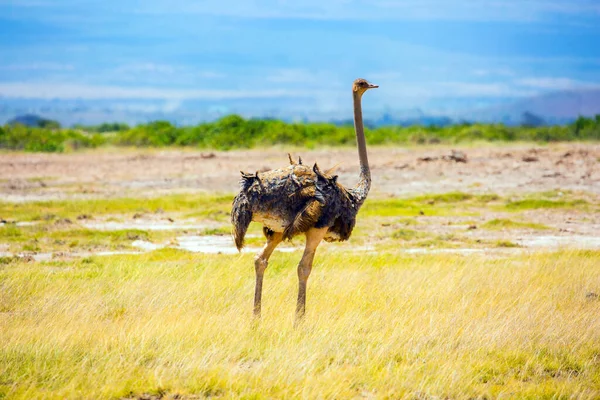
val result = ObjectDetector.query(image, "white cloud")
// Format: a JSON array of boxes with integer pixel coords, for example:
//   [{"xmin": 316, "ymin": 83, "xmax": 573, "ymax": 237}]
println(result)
[
  {"xmin": 373, "ymin": 80, "xmax": 538, "ymax": 100},
  {"xmin": 114, "ymin": 63, "xmax": 178, "ymax": 74},
  {"xmin": 437, "ymin": 81, "xmax": 527, "ymax": 97},
  {"xmin": 264, "ymin": 68, "xmax": 342, "ymax": 89},
  {"xmin": 515, "ymin": 77, "xmax": 600, "ymax": 90},
  {"xmin": 0, "ymin": 82, "xmax": 309, "ymax": 100},
  {"xmin": 266, "ymin": 69, "xmax": 317, "ymax": 84},
  {"xmin": 110, "ymin": 64, "xmax": 226, "ymax": 81},
  {"xmin": 0, "ymin": 0, "xmax": 55, "ymax": 5},
  {"xmin": 0, "ymin": 63, "xmax": 74, "ymax": 71},
  {"xmin": 130, "ymin": 0, "xmax": 600, "ymax": 21},
  {"xmin": 471, "ymin": 68, "xmax": 515, "ymax": 77}
]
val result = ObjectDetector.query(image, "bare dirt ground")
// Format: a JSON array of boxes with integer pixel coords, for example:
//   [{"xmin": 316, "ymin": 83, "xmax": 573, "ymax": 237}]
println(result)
[
  {"xmin": 1, "ymin": 143, "xmax": 599, "ymax": 201},
  {"xmin": 1, "ymin": 144, "xmax": 598, "ymax": 258}
]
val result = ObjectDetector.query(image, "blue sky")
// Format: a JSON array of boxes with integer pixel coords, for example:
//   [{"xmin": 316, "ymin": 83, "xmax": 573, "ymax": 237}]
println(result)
[{"xmin": 1, "ymin": 0, "xmax": 600, "ymax": 117}]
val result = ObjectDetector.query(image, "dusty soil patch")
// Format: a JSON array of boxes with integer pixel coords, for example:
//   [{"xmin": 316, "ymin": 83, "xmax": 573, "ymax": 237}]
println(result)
[{"xmin": 1, "ymin": 144, "xmax": 598, "ymax": 201}]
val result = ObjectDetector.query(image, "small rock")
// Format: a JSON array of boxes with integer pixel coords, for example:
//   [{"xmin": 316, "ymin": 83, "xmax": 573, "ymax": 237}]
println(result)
[
  {"xmin": 522, "ymin": 156, "xmax": 539, "ymax": 162},
  {"xmin": 200, "ymin": 152, "xmax": 216, "ymax": 159},
  {"xmin": 542, "ymin": 172, "xmax": 561, "ymax": 178},
  {"xmin": 167, "ymin": 217, "xmax": 175, "ymax": 223},
  {"xmin": 52, "ymin": 252, "xmax": 68, "ymax": 259},
  {"xmin": 418, "ymin": 210, "xmax": 425, "ymax": 216},
  {"xmin": 418, "ymin": 156, "xmax": 438, "ymax": 162},
  {"xmin": 126, "ymin": 232, "xmax": 143, "ymax": 240},
  {"xmin": 76, "ymin": 214, "xmax": 93, "ymax": 220},
  {"xmin": 395, "ymin": 163, "xmax": 410, "ymax": 170},
  {"xmin": 467, "ymin": 225, "xmax": 477, "ymax": 230},
  {"xmin": 448, "ymin": 150, "xmax": 468, "ymax": 163},
  {"xmin": 586, "ymin": 292, "xmax": 599, "ymax": 300},
  {"xmin": 132, "ymin": 213, "xmax": 144, "ymax": 219},
  {"xmin": 54, "ymin": 218, "xmax": 72, "ymax": 225}
]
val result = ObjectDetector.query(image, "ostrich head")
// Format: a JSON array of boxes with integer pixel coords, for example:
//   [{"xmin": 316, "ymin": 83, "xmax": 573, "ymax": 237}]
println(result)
[{"xmin": 352, "ymin": 78, "xmax": 378, "ymax": 95}]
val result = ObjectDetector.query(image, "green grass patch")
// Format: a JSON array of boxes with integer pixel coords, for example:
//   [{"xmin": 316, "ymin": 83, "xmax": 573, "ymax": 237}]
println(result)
[
  {"xmin": 495, "ymin": 240, "xmax": 521, "ymax": 248},
  {"xmin": 361, "ymin": 197, "xmax": 476, "ymax": 218},
  {"xmin": 505, "ymin": 198, "xmax": 589, "ymax": 210},
  {"xmin": 200, "ymin": 226, "xmax": 231, "ymax": 236},
  {"xmin": 482, "ymin": 218, "xmax": 551, "ymax": 230},
  {"xmin": 0, "ymin": 193, "xmax": 233, "ymax": 222},
  {"xmin": 414, "ymin": 233, "xmax": 477, "ymax": 248},
  {"xmin": 0, "ymin": 223, "xmax": 152, "ymax": 253},
  {"xmin": 394, "ymin": 217, "xmax": 420, "ymax": 226},
  {"xmin": 360, "ymin": 192, "xmax": 500, "ymax": 218},
  {"xmin": 391, "ymin": 228, "xmax": 427, "ymax": 240},
  {"xmin": 412, "ymin": 191, "xmax": 500, "ymax": 204}
]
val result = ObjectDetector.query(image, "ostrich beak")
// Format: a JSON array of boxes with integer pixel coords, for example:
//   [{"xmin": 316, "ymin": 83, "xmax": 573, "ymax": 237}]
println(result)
[{"xmin": 367, "ymin": 83, "xmax": 379, "ymax": 89}]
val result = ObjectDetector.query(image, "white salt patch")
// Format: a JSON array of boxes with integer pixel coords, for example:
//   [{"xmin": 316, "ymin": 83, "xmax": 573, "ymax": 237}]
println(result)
[
  {"xmin": 403, "ymin": 248, "xmax": 486, "ymax": 255},
  {"xmin": 100, "ymin": 236, "xmax": 300, "ymax": 255},
  {"xmin": 176, "ymin": 235, "xmax": 299, "ymax": 254},
  {"xmin": 91, "ymin": 250, "xmax": 142, "ymax": 257},
  {"xmin": 80, "ymin": 220, "xmax": 209, "ymax": 231},
  {"xmin": 16, "ymin": 221, "xmax": 39, "ymax": 227},
  {"xmin": 176, "ymin": 235, "xmax": 243, "ymax": 254},
  {"xmin": 33, "ymin": 253, "xmax": 53, "ymax": 262},
  {"xmin": 131, "ymin": 240, "xmax": 163, "ymax": 251},
  {"xmin": 517, "ymin": 235, "xmax": 600, "ymax": 249}
]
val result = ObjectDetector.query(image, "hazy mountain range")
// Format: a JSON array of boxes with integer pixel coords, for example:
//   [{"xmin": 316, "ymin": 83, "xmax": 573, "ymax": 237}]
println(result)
[{"xmin": 2, "ymin": 88, "xmax": 599, "ymax": 127}]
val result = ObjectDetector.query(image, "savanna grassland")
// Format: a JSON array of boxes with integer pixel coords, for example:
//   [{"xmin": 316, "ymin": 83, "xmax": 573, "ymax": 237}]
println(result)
[
  {"xmin": 1, "ymin": 143, "xmax": 600, "ymax": 399},
  {"xmin": 2, "ymin": 248, "xmax": 600, "ymax": 399}
]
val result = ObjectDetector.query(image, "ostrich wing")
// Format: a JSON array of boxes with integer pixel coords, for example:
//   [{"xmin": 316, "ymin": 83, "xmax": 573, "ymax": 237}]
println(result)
[{"xmin": 283, "ymin": 199, "xmax": 322, "ymax": 240}]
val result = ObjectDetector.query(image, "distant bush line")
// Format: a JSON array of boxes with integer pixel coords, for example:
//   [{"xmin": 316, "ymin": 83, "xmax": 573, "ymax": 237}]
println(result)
[{"xmin": 1, "ymin": 114, "xmax": 600, "ymax": 153}]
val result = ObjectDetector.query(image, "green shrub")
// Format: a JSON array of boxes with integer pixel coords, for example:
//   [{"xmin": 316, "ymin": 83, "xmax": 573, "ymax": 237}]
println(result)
[
  {"xmin": 2, "ymin": 114, "xmax": 600, "ymax": 152},
  {"xmin": 0, "ymin": 124, "xmax": 104, "ymax": 152}
]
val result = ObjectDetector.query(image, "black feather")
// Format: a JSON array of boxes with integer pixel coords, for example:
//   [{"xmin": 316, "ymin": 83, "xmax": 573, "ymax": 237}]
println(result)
[{"xmin": 231, "ymin": 192, "xmax": 253, "ymax": 250}]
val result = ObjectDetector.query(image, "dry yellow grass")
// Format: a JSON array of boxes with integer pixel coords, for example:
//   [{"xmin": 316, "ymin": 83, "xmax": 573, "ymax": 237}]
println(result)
[{"xmin": 1, "ymin": 248, "xmax": 600, "ymax": 399}]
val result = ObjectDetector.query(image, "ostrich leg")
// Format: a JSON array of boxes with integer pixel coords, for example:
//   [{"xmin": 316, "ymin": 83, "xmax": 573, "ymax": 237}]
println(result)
[
  {"xmin": 254, "ymin": 232, "xmax": 283, "ymax": 317},
  {"xmin": 296, "ymin": 227, "xmax": 328, "ymax": 320}
]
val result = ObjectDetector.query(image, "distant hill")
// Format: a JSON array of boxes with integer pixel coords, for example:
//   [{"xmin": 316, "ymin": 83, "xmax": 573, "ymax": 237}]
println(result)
[
  {"xmin": 467, "ymin": 89, "xmax": 600, "ymax": 125},
  {"xmin": 1, "ymin": 89, "xmax": 599, "ymax": 127},
  {"xmin": 7, "ymin": 114, "xmax": 61, "ymax": 129}
]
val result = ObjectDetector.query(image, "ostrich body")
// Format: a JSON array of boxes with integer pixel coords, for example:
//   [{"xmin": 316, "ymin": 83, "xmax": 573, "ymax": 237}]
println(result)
[{"xmin": 231, "ymin": 78, "xmax": 378, "ymax": 319}]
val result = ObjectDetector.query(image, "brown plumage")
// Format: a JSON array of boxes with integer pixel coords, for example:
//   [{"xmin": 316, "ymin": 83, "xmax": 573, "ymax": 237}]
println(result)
[{"xmin": 231, "ymin": 78, "xmax": 378, "ymax": 320}]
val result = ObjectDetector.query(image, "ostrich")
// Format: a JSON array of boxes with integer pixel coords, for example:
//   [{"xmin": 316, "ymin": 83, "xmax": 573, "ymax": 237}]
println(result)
[{"xmin": 231, "ymin": 78, "xmax": 378, "ymax": 319}]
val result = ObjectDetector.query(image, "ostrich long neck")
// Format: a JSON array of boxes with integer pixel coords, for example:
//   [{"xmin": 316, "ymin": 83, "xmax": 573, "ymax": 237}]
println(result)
[{"xmin": 352, "ymin": 90, "xmax": 370, "ymax": 206}]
